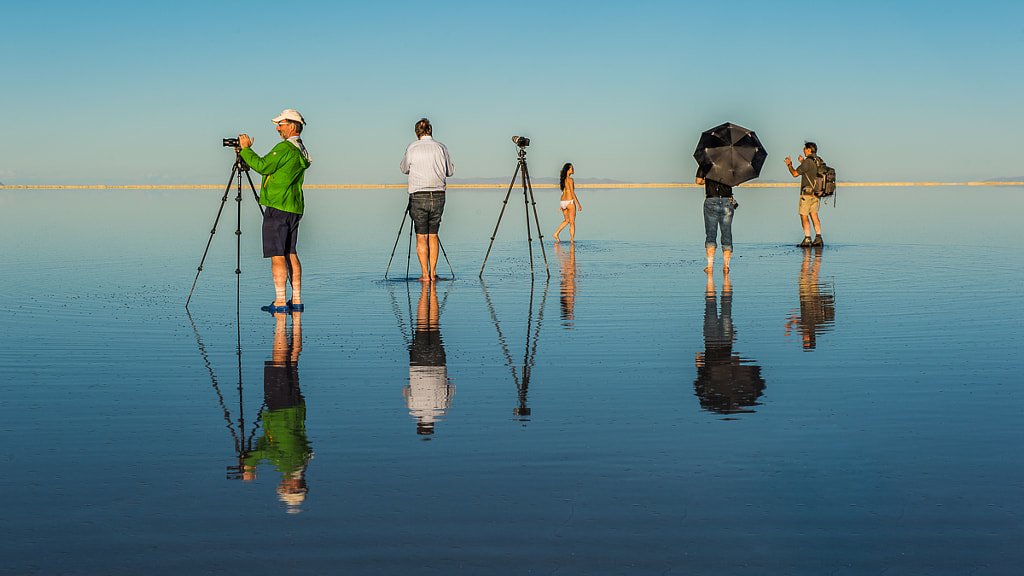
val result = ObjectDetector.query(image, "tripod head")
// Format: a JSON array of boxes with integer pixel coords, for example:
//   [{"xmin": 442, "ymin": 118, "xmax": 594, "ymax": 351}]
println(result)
[
  {"xmin": 512, "ymin": 136, "xmax": 529, "ymax": 161},
  {"xmin": 228, "ymin": 148, "xmax": 251, "ymax": 172},
  {"xmin": 234, "ymin": 152, "xmax": 251, "ymax": 172}
]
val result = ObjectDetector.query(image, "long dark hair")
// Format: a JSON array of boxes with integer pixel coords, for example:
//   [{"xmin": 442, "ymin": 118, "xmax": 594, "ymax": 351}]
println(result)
[{"xmin": 559, "ymin": 163, "xmax": 573, "ymax": 191}]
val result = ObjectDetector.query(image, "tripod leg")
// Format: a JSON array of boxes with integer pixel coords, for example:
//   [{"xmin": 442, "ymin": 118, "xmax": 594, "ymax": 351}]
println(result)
[
  {"xmin": 480, "ymin": 162, "xmax": 522, "ymax": 277},
  {"xmin": 235, "ymin": 169, "xmax": 243, "ymax": 276},
  {"xmin": 186, "ymin": 164, "xmax": 238, "ymax": 308},
  {"xmin": 385, "ymin": 203, "xmax": 410, "ymax": 279},
  {"xmin": 519, "ymin": 160, "xmax": 536, "ymax": 278},
  {"xmin": 438, "ymin": 237, "xmax": 455, "ymax": 280},
  {"xmin": 406, "ymin": 208, "xmax": 414, "ymax": 280},
  {"xmin": 523, "ymin": 166, "xmax": 550, "ymax": 279}
]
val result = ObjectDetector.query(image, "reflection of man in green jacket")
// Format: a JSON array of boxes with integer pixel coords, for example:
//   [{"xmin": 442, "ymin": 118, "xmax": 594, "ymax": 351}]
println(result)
[
  {"xmin": 238, "ymin": 109, "xmax": 311, "ymax": 313},
  {"xmin": 242, "ymin": 310, "xmax": 311, "ymax": 514}
]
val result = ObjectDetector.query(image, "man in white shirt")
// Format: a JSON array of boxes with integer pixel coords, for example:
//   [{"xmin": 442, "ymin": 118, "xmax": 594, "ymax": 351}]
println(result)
[{"xmin": 400, "ymin": 118, "xmax": 455, "ymax": 282}]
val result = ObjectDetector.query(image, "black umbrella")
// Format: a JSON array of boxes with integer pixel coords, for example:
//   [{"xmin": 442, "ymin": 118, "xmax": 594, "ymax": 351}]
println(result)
[{"xmin": 693, "ymin": 123, "xmax": 768, "ymax": 187}]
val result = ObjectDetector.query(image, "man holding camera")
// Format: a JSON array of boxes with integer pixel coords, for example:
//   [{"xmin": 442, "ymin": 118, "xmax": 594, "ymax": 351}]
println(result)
[
  {"xmin": 400, "ymin": 118, "xmax": 455, "ymax": 282},
  {"xmin": 238, "ymin": 109, "xmax": 312, "ymax": 313},
  {"xmin": 785, "ymin": 141, "xmax": 823, "ymax": 248}
]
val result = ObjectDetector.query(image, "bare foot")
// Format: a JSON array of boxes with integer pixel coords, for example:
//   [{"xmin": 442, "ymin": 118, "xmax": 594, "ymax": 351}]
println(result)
[
  {"xmin": 722, "ymin": 265, "xmax": 730, "ymax": 273},
  {"xmin": 552, "ymin": 235, "xmax": 560, "ymax": 242},
  {"xmin": 703, "ymin": 266, "xmax": 713, "ymax": 273},
  {"xmin": 418, "ymin": 276, "xmax": 431, "ymax": 282}
]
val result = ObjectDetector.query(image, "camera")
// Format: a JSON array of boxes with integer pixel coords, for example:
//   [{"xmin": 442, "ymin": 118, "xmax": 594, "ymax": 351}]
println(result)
[
  {"xmin": 511, "ymin": 136, "xmax": 530, "ymax": 148},
  {"xmin": 223, "ymin": 138, "xmax": 240, "ymax": 148}
]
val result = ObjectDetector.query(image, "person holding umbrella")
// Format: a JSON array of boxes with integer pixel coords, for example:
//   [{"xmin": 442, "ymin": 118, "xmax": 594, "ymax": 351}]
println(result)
[
  {"xmin": 695, "ymin": 171, "xmax": 735, "ymax": 272},
  {"xmin": 785, "ymin": 142, "xmax": 824, "ymax": 248},
  {"xmin": 693, "ymin": 122, "xmax": 768, "ymax": 272}
]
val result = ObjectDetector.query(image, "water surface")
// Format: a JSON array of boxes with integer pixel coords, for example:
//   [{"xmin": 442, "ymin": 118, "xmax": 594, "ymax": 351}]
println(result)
[{"xmin": 1, "ymin": 186, "xmax": 1022, "ymax": 575}]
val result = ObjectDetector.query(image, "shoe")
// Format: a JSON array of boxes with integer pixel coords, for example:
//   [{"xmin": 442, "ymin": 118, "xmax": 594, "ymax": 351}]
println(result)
[
  {"xmin": 261, "ymin": 303, "xmax": 290, "ymax": 314},
  {"xmin": 287, "ymin": 300, "xmax": 304, "ymax": 312},
  {"xmin": 798, "ymin": 236, "xmax": 812, "ymax": 248},
  {"xmin": 812, "ymin": 234, "xmax": 824, "ymax": 247}
]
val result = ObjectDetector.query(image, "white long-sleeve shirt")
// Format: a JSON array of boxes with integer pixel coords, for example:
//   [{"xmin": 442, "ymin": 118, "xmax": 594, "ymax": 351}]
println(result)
[{"xmin": 399, "ymin": 135, "xmax": 455, "ymax": 194}]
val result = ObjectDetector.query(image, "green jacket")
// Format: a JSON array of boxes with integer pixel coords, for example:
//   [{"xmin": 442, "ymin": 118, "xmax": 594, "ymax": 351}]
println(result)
[
  {"xmin": 242, "ymin": 404, "xmax": 311, "ymax": 476},
  {"xmin": 240, "ymin": 140, "xmax": 310, "ymax": 214}
]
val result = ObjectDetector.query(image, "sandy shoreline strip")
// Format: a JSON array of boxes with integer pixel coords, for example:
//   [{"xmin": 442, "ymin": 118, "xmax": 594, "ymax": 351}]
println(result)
[{"xmin": 1, "ymin": 182, "xmax": 1022, "ymax": 190}]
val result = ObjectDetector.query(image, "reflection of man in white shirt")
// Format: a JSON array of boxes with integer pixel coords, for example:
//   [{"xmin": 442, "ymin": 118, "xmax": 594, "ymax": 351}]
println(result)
[
  {"xmin": 402, "ymin": 282, "xmax": 453, "ymax": 436},
  {"xmin": 400, "ymin": 118, "xmax": 455, "ymax": 282}
]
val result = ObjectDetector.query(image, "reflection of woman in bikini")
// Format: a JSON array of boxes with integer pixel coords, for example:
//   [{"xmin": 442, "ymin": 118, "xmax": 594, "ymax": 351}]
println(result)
[{"xmin": 553, "ymin": 163, "xmax": 582, "ymax": 242}]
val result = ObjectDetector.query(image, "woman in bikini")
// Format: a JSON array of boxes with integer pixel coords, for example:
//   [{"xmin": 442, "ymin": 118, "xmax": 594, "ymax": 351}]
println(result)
[{"xmin": 553, "ymin": 163, "xmax": 582, "ymax": 242}]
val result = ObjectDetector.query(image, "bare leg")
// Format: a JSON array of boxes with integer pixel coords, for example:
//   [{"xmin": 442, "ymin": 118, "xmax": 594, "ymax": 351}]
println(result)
[
  {"xmin": 567, "ymin": 206, "xmax": 577, "ymax": 242},
  {"xmin": 288, "ymin": 253, "xmax": 302, "ymax": 305},
  {"xmin": 800, "ymin": 214, "xmax": 812, "ymax": 237},
  {"xmin": 270, "ymin": 256, "xmax": 289, "ymax": 307},
  {"xmin": 416, "ymin": 234, "xmax": 431, "ymax": 281},
  {"xmin": 704, "ymin": 246, "xmax": 715, "ymax": 272},
  {"xmin": 722, "ymin": 250, "xmax": 731, "ymax": 272},
  {"xmin": 553, "ymin": 209, "xmax": 569, "ymax": 242},
  {"xmin": 416, "ymin": 233, "xmax": 440, "ymax": 281},
  {"xmin": 428, "ymin": 234, "xmax": 439, "ymax": 280},
  {"xmin": 809, "ymin": 212, "xmax": 822, "ymax": 235}
]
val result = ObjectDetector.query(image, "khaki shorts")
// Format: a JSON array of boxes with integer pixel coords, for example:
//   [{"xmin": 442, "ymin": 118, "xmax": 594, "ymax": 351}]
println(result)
[{"xmin": 798, "ymin": 194, "xmax": 820, "ymax": 215}]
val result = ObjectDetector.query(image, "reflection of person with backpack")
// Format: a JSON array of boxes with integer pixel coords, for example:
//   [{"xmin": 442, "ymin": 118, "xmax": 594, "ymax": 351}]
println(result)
[{"xmin": 785, "ymin": 141, "xmax": 824, "ymax": 248}]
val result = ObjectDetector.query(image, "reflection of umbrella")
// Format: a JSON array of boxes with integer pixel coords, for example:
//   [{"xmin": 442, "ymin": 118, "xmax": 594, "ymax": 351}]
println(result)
[{"xmin": 693, "ymin": 122, "xmax": 768, "ymax": 187}]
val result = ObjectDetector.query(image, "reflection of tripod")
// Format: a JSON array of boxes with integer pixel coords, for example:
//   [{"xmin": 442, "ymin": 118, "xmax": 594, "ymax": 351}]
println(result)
[
  {"xmin": 480, "ymin": 146, "xmax": 550, "ymax": 278},
  {"xmin": 384, "ymin": 201, "xmax": 455, "ymax": 281},
  {"xmin": 186, "ymin": 151, "xmax": 264, "ymax": 308},
  {"xmin": 186, "ymin": 309, "xmax": 264, "ymax": 480},
  {"xmin": 480, "ymin": 278, "xmax": 548, "ymax": 421}
]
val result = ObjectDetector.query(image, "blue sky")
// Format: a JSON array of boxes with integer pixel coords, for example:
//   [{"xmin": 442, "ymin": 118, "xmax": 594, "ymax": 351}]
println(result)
[{"xmin": 2, "ymin": 0, "xmax": 1022, "ymax": 185}]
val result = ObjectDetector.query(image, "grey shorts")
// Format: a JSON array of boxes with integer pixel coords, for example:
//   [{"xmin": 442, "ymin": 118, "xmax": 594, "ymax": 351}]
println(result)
[{"xmin": 409, "ymin": 192, "xmax": 445, "ymax": 235}]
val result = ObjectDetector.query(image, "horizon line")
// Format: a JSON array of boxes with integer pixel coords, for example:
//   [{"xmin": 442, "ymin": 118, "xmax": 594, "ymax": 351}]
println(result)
[{"xmin": 2, "ymin": 181, "xmax": 1023, "ymax": 190}]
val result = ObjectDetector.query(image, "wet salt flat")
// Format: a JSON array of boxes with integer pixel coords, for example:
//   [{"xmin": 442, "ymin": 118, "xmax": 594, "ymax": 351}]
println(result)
[{"xmin": 1, "ymin": 185, "xmax": 1022, "ymax": 575}]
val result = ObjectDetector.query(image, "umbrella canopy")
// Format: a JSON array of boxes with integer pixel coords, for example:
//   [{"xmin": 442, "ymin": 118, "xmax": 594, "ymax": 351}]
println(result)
[{"xmin": 693, "ymin": 123, "xmax": 768, "ymax": 187}]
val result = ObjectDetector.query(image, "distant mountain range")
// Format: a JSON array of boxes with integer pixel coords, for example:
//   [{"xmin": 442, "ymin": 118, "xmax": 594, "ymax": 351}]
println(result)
[
  {"xmin": 447, "ymin": 176, "xmax": 1024, "ymax": 186},
  {"xmin": 448, "ymin": 176, "xmax": 633, "ymax": 186},
  {"xmin": 2, "ymin": 177, "xmax": 1021, "ymax": 188}
]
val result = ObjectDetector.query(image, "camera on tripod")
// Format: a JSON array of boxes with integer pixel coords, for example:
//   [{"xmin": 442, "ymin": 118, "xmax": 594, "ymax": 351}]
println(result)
[
  {"xmin": 223, "ymin": 138, "xmax": 240, "ymax": 148},
  {"xmin": 511, "ymin": 136, "xmax": 530, "ymax": 148}
]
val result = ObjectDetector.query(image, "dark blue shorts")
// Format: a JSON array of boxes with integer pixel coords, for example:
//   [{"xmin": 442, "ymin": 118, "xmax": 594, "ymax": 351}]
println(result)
[
  {"xmin": 408, "ymin": 192, "xmax": 445, "ymax": 235},
  {"xmin": 262, "ymin": 207, "xmax": 302, "ymax": 258}
]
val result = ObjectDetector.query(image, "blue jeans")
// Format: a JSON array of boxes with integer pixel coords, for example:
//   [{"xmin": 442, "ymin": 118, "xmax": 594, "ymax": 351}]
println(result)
[{"xmin": 703, "ymin": 197, "xmax": 734, "ymax": 252}]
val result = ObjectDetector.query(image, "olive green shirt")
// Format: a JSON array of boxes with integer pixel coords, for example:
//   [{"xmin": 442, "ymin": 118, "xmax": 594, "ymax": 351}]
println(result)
[
  {"xmin": 240, "ymin": 139, "xmax": 310, "ymax": 214},
  {"xmin": 796, "ymin": 155, "xmax": 819, "ymax": 195}
]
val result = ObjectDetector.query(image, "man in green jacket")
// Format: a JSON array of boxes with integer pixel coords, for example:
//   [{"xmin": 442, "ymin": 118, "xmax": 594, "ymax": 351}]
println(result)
[{"xmin": 238, "ymin": 109, "xmax": 311, "ymax": 313}]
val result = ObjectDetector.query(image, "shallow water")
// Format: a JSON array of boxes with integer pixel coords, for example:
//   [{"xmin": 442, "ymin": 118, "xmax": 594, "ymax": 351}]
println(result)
[{"xmin": 2, "ymin": 186, "xmax": 1022, "ymax": 574}]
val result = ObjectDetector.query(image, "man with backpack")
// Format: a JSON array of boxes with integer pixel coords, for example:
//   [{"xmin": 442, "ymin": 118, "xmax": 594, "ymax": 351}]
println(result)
[{"xmin": 785, "ymin": 141, "xmax": 824, "ymax": 247}]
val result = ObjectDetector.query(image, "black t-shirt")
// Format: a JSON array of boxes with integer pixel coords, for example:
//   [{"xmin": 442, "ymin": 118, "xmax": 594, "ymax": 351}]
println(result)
[{"xmin": 703, "ymin": 179, "xmax": 733, "ymax": 198}]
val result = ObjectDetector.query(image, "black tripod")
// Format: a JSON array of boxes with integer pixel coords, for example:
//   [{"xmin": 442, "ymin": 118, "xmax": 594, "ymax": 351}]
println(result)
[
  {"xmin": 479, "ymin": 144, "xmax": 550, "ymax": 278},
  {"xmin": 384, "ymin": 200, "xmax": 455, "ymax": 281},
  {"xmin": 185, "ymin": 150, "xmax": 263, "ymax": 309}
]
